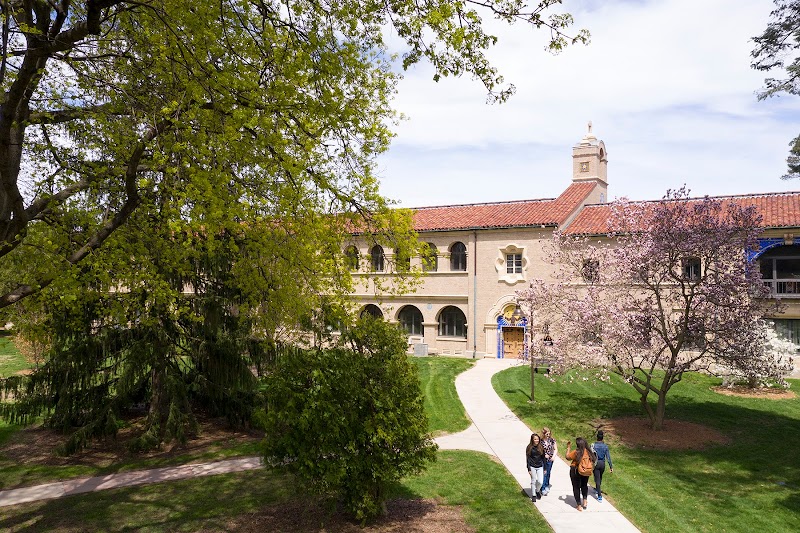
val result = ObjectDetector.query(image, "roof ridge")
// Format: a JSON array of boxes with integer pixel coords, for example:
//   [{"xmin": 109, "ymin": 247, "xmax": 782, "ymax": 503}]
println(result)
[
  {"xmin": 410, "ymin": 197, "xmax": 555, "ymax": 211},
  {"xmin": 581, "ymin": 190, "xmax": 800, "ymax": 208}
]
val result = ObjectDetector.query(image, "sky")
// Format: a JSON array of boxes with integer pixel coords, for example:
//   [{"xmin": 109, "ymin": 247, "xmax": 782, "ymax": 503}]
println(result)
[{"xmin": 375, "ymin": 0, "xmax": 800, "ymax": 209}]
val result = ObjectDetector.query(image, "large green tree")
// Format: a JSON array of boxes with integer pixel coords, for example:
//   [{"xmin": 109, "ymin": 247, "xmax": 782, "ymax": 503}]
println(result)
[
  {"xmin": 753, "ymin": 0, "xmax": 800, "ymax": 179},
  {"xmin": 0, "ymin": 0, "xmax": 588, "ymax": 308}
]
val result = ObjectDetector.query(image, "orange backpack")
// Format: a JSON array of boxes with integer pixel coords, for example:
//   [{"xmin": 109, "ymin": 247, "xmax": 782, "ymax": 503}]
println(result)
[{"xmin": 577, "ymin": 449, "xmax": 594, "ymax": 476}]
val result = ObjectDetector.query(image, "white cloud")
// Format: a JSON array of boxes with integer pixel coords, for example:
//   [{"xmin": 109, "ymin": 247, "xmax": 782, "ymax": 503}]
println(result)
[{"xmin": 376, "ymin": 0, "xmax": 800, "ymax": 207}]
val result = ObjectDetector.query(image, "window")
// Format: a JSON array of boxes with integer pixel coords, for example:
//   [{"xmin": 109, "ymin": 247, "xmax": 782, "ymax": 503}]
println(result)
[
  {"xmin": 394, "ymin": 248, "xmax": 410, "ymax": 271},
  {"xmin": 773, "ymin": 319, "xmax": 800, "ymax": 349},
  {"xmin": 422, "ymin": 242, "xmax": 438, "ymax": 272},
  {"xmin": 344, "ymin": 246, "xmax": 359, "ymax": 271},
  {"xmin": 438, "ymin": 306, "xmax": 467, "ymax": 338},
  {"xmin": 581, "ymin": 259, "xmax": 599, "ymax": 283},
  {"xmin": 370, "ymin": 245, "xmax": 385, "ymax": 272},
  {"xmin": 582, "ymin": 324, "xmax": 602, "ymax": 346},
  {"xmin": 450, "ymin": 242, "xmax": 467, "ymax": 271},
  {"xmin": 360, "ymin": 304, "xmax": 383, "ymax": 319},
  {"xmin": 398, "ymin": 306, "xmax": 423, "ymax": 335},
  {"xmin": 506, "ymin": 253, "xmax": 523, "ymax": 274},
  {"xmin": 681, "ymin": 257, "xmax": 701, "ymax": 281},
  {"xmin": 683, "ymin": 317, "xmax": 706, "ymax": 350},
  {"xmin": 629, "ymin": 316, "xmax": 653, "ymax": 348}
]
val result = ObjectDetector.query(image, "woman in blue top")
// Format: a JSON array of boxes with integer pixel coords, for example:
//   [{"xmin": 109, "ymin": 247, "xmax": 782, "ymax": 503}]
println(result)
[{"xmin": 591, "ymin": 430, "xmax": 613, "ymax": 502}]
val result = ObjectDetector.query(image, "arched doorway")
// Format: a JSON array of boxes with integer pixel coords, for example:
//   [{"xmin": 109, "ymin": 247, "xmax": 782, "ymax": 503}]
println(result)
[{"xmin": 496, "ymin": 303, "xmax": 528, "ymax": 359}]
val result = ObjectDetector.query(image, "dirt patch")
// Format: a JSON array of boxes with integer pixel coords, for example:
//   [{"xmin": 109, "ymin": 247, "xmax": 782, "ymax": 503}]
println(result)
[
  {"xmin": 598, "ymin": 417, "xmax": 730, "ymax": 451},
  {"xmin": 711, "ymin": 386, "xmax": 796, "ymax": 400},
  {"xmin": 215, "ymin": 498, "xmax": 474, "ymax": 533},
  {"xmin": 2, "ymin": 415, "xmax": 262, "ymax": 468}
]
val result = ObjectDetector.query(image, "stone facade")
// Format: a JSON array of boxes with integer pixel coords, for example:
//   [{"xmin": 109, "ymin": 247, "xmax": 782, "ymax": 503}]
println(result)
[{"xmin": 349, "ymin": 128, "xmax": 800, "ymax": 359}]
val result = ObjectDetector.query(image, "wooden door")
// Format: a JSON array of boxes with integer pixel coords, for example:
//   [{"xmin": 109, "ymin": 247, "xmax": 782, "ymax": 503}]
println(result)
[{"xmin": 503, "ymin": 327, "xmax": 524, "ymax": 358}]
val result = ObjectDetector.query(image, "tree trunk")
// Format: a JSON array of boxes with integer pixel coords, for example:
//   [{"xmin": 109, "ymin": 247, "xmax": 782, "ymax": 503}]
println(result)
[
  {"xmin": 148, "ymin": 365, "xmax": 169, "ymax": 440},
  {"xmin": 651, "ymin": 391, "xmax": 667, "ymax": 430}
]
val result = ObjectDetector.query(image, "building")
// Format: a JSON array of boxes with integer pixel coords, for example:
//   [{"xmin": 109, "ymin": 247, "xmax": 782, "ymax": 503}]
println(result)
[{"xmin": 348, "ymin": 128, "xmax": 800, "ymax": 358}]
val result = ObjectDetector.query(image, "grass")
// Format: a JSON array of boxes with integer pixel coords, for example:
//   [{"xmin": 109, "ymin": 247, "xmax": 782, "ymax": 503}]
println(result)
[
  {"xmin": 0, "ymin": 451, "xmax": 549, "ymax": 532},
  {"xmin": 0, "ymin": 334, "xmax": 31, "ymax": 378},
  {"xmin": 0, "ymin": 438, "xmax": 263, "ymax": 490},
  {"xmin": 411, "ymin": 356, "xmax": 473, "ymax": 434},
  {"xmin": 0, "ymin": 356, "xmax": 544, "ymax": 532},
  {"xmin": 493, "ymin": 367, "xmax": 800, "ymax": 533}
]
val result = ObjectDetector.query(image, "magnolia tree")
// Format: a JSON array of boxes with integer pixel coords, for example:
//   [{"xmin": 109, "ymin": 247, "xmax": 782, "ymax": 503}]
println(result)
[
  {"xmin": 518, "ymin": 188, "xmax": 783, "ymax": 430},
  {"xmin": 721, "ymin": 320, "xmax": 795, "ymax": 389}
]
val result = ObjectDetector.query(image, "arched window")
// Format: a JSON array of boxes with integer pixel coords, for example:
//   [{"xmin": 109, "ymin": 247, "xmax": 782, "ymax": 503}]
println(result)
[
  {"xmin": 438, "ymin": 306, "xmax": 467, "ymax": 338},
  {"xmin": 394, "ymin": 247, "xmax": 410, "ymax": 271},
  {"xmin": 360, "ymin": 304, "xmax": 383, "ymax": 319},
  {"xmin": 422, "ymin": 242, "xmax": 438, "ymax": 272},
  {"xmin": 398, "ymin": 306, "xmax": 423, "ymax": 335},
  {"xmin": 450, "ymin": 242, "xmax": 467, "ymax": 271},
  {"xmin": 344, "ymin": 246, "xmax": 359, "ymax": 271},
  {"xmin": 370, "ymin": 245, "xmax": 385, "ymax": 272}
]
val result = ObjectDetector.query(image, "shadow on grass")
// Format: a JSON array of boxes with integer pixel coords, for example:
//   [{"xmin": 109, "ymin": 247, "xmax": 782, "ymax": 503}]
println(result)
[
  {"xmin": 498, "ymin": 368, "xmax": 800, "ymax": 519},
  {"xmin": 0, "ymin": 469, "xmax": 295, "ymax": 532}
]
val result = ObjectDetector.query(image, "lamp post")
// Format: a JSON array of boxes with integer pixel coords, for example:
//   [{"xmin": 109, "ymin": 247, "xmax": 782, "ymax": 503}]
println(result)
[{"xmin": 531, "ymin": 325, "xmax": 553, "ymax": 403}]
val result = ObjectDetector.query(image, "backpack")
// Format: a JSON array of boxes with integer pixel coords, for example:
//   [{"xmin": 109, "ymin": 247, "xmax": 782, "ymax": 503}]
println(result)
[{"xmin": 577, "ymin": 449, "xmax": 594, "ymax": 476}]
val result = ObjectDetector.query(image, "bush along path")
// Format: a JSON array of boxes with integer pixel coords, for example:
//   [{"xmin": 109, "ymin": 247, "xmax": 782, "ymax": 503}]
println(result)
[{"xmin": 434, "ymin": 358, "xmax": 640, "ymax": 533}]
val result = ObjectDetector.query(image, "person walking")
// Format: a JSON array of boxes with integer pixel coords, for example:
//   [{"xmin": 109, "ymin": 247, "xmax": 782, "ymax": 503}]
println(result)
[
  {"xmin": 526, "ymin": 433, "xmax": 546, "ymax": 502},
  {"xmin": 592, "ymin": 430, "xmax": 613, "ymax": 502},
  {"xmin": 565, "ymin": 437, "xmax": 595, "ymax": 511},
  {"xmin": 541, "ymin": 427, "xmax": 557, "ymax": 495}
]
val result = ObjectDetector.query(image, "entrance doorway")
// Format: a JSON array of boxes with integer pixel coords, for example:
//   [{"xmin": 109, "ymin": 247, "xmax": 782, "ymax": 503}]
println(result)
[{"xmin": 503, "ymin": 327, "xmax": 524, "ymax": 358}]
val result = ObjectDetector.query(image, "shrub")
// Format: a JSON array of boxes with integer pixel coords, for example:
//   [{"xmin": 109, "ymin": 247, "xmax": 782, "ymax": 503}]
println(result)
[{"xmin": 261, "ymin": 318, "xmax": 437, "ymax": 521}]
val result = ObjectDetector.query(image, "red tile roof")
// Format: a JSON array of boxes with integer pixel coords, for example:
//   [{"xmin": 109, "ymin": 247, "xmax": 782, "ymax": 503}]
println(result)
[
  {"xmin": 411, "ymin": 182, "xmax": 598, "ymax": 232},
  {"xmin": 565, "ymin": 191, "xmax": 800, "ymax": 235}
]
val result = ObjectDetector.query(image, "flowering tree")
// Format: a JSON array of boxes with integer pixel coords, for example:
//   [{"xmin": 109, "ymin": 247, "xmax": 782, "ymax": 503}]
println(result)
[
  {"xmin": 721, "ymin": 320, "xmax": 795, "ymax": 389},
  {"xmin": 518, "ymin": 189, "xmax": 782, "ymax": 430}
]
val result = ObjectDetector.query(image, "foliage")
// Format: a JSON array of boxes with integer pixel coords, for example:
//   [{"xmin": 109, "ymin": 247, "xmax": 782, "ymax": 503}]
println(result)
[
  {"xmin": 752, "ymin": 0, "xmax": 800, "ymax": 179},
  {"xmin": 518, "ymin": 188, "xmax": 777, "ymax": 429},
  {"xmin": 495, "ymin": 366, "xmax": 800, "ymax": 533},
  {"xmin": 0, "ymin": 223, "xmax": 272, "ymax": 453},
  {"xmin": 261, "ymin": 318, "xmax": 437, "ymax": 522},
  {"xmin": 0, "ymin": 0, "xmax": 588, "ymax": 310}
]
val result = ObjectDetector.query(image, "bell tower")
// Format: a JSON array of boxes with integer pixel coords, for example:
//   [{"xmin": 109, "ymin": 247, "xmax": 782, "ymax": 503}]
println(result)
[{"xmin": 572, "ymin": 121, "xmax": 608, "ymax": 202}]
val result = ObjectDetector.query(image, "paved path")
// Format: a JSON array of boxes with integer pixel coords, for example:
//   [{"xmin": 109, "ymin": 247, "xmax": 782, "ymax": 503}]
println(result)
[
  {"xmin": 0, "ymin": 357, "xmax": 640, "ymax": 533},
  {"xmin": 435, "ymin": 358, "xmax": 640, "ymax": 533},
  {"xmin": 0, "ymin": 457, "xmax": 262, "ymax": 508}
]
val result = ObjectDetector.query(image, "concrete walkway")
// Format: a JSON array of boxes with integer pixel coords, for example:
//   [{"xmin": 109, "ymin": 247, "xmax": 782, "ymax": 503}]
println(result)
[
  {"xmin": 0, "ymin": 456, "xmax": 262, "ymax": 508},
  {"xmin": 435, "ymin": 357, "xmax": 640, "ymax": 533},
  {"xmin": 0, "ymin": 357, "xmax": 640, "ymax": 533}
]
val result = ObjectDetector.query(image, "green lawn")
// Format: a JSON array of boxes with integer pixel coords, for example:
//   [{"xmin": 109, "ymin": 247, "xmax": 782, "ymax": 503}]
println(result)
[
  {"xmin": 0, "ymin": 438, "xmax": 263, "ymax": 491},
  {"xmin": 0, "ymin": 355, "xmax": 548, "ymax": 532},
  {"xmin": 493, "ymin": 367, "xmax": 800, "ymax": 533},
  {"xmin": 0, "ymin": 451, "xmax": 549, "ymax": 532},
  {"xmin": 411, "ymin": 356, "xmax": 473, "ymax": 435},
  {"xmin": 0, "ymin": 334, "xmax": 31, "ymax": 378}
]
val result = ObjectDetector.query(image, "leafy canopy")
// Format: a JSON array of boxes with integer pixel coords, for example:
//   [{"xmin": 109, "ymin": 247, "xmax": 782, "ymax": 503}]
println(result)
[
  {"xmin": 753, "ymin": 0, "xmax": 800, "ymax": 179},
  {"xmin": 0, "ymin": 0, "xmax": 588, "ymax": 308},
  {"xmin": 262, "ymin": 317, "xmax": 437, "ymax": 522}
]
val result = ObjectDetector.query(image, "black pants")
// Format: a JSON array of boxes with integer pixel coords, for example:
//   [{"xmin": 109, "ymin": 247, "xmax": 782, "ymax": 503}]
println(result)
[
  {"xmin": 593, "ymin": 459, "xmax": 606, "ymax": 495},
  {"xmin": 569, "ymin": 466, "xmax": 589, "ymax": 505}
]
